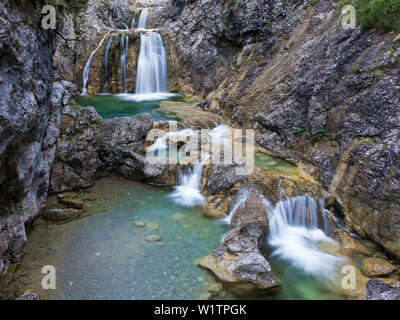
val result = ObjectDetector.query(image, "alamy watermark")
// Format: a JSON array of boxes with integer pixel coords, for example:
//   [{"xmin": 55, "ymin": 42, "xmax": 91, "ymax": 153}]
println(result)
[
  {"xmin": 341, "ymin": 265, "xmax": 356, "ymax": 290},
  {"xmin": 340, "ymin": 5, "xmax": 356, "ymax": 30},
  {"xmin": 145, "ymin": 122, "xmax": 255, "ymax": 176},
  {"xmin": 41, "ymin": 265, "xmax": 56, "ymax": 290},
  {"xmin": 41, "ymin": 5, "xmax": 56, "ymax": 30}
]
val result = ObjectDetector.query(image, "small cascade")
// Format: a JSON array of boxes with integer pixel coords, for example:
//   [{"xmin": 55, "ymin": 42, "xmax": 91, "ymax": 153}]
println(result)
[
  {"xmin": 102, "ymin": 36, "xmax": 114, "ymax": 93},
  {"xmin": 168, "ymin": 163, "xmax": 206, "ymax": 208},
  {"xmin": 120, "ymin": 33, "xmax": 129, "ymax": 93},
  {"xmin": 136, "ymin": 32, "xmax": 168, "ymax": 95},
  {"xmin": 267, "ymin": 195, "xmax": 344, "ymax": 281},
  {"xmin": 137, "ymin": 8, "xmax": 149, "ymax": 29},
  {"xmin": 222, "ymin": 189, "xmax": 251, "ymax": 225},
  {"xmin": 82, "ymin": 31, "xmax": 111, "ymax": 95},
  {"xmin": 130, "ymin": 10, "xmax": 138, "ymax": 29}
]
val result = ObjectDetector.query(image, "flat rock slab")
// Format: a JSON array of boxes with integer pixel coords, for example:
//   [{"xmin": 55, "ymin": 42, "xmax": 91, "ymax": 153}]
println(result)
[
  {"xmin": 44, "ymin": 209, "xmax": 81, "ymax": 222},
  {"xmin": 58, "ymin": 198, "xmax": 84, "ymax": 209}
]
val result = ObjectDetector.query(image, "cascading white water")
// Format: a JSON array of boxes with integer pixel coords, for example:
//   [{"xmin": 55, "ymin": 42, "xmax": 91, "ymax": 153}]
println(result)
[
  {"xmin": 81, "ymin": 32, "xmax": 111, "ymax": 95},
  {"xmin": 137, "ymin": 8, "xmax": 149, "ymax": 29},
  {"xmin": 135, "ymin": 31, "xmax": 168, "ymax": 95},
  {"xmin": 222, "ymin": 189, "xmax": 251, "ymax": 225},
  {"xmin": 102, "ymin": 36, "xmax": 114, "ymax": 93},
  {"xmin": 147, "ymin": 125, "xmax": 235, "ymax": 208},
  {"xmin": 120, "ymin": 33, "xmax": 129, "ymax": 93},
  {"xmin": 130, "ymin": 10, "xmax": 138, "ymax": 29},
  {"xmin": 267, "ymin": 195, "xmax": 344, "ymax": 281},
  {"xmin": 168, "ymin": 164, "xmax": 206, "ymax": 207}
]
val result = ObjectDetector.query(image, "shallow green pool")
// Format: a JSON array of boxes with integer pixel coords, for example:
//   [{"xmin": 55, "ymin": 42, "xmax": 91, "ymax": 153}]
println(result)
[
  {"xmin": 77, "ymin": 94, "xmax": 188, "ymax": 121},
  {"xmin": 254, "ymin": 151, "xmax": 298, "ymax": 176}
]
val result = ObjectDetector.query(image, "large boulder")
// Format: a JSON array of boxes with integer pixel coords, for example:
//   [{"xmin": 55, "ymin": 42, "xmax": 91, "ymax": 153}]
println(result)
[
  {"xmin": 50, "ymin": 106, "xmax": 178, "ymax": 192},
  {"xmin": 162, "ymin": 0, "xmax": 400, "ymax": 260}
]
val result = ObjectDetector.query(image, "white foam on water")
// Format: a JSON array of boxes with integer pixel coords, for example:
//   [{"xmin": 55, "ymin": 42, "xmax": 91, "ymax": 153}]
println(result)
[{"xmin": 268, "ymin": 195, "xmax": 345, "ymax": 281}]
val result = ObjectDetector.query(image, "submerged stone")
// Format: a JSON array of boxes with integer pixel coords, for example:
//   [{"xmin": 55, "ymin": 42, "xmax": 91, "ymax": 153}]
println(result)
[
  {"xmin": 146, "ymin": 235, "xmax": 162, "ymax": 243},
  {"xmin": 363, "ymin": 280, "xmax": 400, "ymax": 300},
  {"xmin": 43, "ymin": 209, "xmax": 81, "ymax": 222}
]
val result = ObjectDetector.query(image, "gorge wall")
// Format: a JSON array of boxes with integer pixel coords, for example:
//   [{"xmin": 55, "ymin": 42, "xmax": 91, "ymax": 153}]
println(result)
[
  {"xmin": 156, "ymin": 0, "xmax": 400, "ymax": 260},
  {"xmin": 0, "ymin": 0, "xmax": 134, "ymax": 276},
  {"xmin": 0, "ymin": 0, "xmax": 57, "ymax": 276}
]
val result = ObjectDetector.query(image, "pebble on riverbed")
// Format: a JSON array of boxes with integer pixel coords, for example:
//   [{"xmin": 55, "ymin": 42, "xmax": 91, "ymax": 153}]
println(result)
[
  {"xmin": 132, "ymin": 221, "xmax": 146, "ymax": 228},
  {"xmin": 146, "ymin": 235, "xmax": 162, "ymax": 242}
]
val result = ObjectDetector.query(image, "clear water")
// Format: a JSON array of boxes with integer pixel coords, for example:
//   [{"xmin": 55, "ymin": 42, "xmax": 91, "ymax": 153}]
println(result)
[
  {"xmin": 2, "ymin": 177, "xmax": 356, "ymax": 300},
  {"xmin": 261, "ymin": 245, "xmax": 345, "ymax": 300},
  {"xmin": 45, "ymin": 179, "xmax": 228, "ymax": 300},
  {"xmin": 77, "ymin": 94, "xmax": 187, "ymax": 121},
  {"xmin": 254, "ymin": 151, "xmax": 298, "ymax": 176}
]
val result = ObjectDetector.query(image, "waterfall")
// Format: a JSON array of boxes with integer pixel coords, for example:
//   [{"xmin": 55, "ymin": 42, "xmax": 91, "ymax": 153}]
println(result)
[
  {"xmin": 168, "ymin": 164, "xmax": 205, "ymax": 207},
  {"xmin": 222, "ymin": 189, "xmax": 251, "ymax": 225},
  {"xmin": 81, "ymin": 32, "xmax": 111, "ymax": 95},
  {"xmin": 267, "ymin": 195, "xmax": 344, "ymax": 281},
  {"xmin": 120, "ymin": 33, "xmax": 129, "ymax": 93},
  {"xmin": 130, "ymin": 11, "xmax": 137, "ymax": 29},
  {"xmin": 102, "ymin": 36, "xmax": 114, "ymax": 93},
  {"xmin": 137, "ymin": 9, "xmax": 149, "ymax": 29},
  {"xmin": 136, "ymin": 32, "xmax": 168, "ymax": 95}
]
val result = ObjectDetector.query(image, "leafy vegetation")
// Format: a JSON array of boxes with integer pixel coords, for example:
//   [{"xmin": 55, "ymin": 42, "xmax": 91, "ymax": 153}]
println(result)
[
  {"xmin": 337, "ymin": 0, "xmax": 400, "ymax": 31},
  {"xmin": 293, "ymin": 127, "xmax": 305, "ymax": 134}
]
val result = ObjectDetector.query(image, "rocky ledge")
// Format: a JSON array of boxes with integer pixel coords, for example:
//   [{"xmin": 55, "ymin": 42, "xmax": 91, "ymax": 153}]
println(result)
[{"xmin": 49, "ymin": 105, "xmax": 180, "ymax": 193}]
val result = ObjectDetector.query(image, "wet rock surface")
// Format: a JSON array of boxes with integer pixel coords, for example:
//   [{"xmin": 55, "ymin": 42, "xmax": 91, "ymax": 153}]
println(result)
[
  {"xmin": 362, "ymin": 257, "xmax": 398, "ymax": 277},
  {"xmin": 363, "ymin": 280, "xmax": 400, "ymax": 300},
  {"xmin": 43, "ymin": 209, "xmax": 81, "ymax": 222}
]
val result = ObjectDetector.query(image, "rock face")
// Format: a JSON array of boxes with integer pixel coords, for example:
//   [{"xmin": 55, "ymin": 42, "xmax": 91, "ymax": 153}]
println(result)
[
  {"xmin": 363, "ymin": 280, "xmax": 400, "ymax": 300},
  {"xmin": 162, "ymin": 0, "xmax": 400, "ymax": 260},
  {"xmin": 49, "ymin": 106, "xmax": 178, "ymax": 192},
  {"xmin": 0, "ymin": 1, "xmax": 59, "ymax": 276},
  {"xmin": 54, "ymin": 0, "xmax": 132, "ymax": 85}
]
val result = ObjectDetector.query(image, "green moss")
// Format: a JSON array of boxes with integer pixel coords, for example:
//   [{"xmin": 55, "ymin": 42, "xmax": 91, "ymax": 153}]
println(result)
[
  {"xmin": 56, "ymin": 153, "xmax": 64, "ymax": 161},
  {"xmin": 337, "ymin": 0, "xmax": 400, "ymax": 31},
  {"xmin": 293, "ymin": 127, "xmax": 305, "ymax": 134},
  {"xmin": 373, "ymin": 69, "xmax": 385, "ymax": 78}
]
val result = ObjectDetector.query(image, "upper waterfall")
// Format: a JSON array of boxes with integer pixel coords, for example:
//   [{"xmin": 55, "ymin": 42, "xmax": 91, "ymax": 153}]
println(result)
[
  {"xmin": 137, "ymin": 9, "xmax": 149, "ymax": 29},
  {"xmin": 81, "ymin": 31, "xmax": 111, "ymax": 95},
  {"xmin": 135, "ymin": 31, "xmax": 168, "ymax": 95}
]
